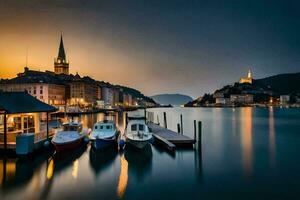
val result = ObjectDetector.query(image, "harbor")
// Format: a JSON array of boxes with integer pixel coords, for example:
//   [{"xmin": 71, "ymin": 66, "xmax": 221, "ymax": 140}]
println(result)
[
  {"xmin": 0, "ymin": 107, "xmax": 300, "ymax": 199},
  {"xmin": 1, "ymin": 1, "xmax": 300, "ymax": 199}
]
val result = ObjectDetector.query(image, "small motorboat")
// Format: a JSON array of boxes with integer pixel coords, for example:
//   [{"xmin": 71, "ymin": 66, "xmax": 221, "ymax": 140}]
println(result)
[
  {"xmin": 125, "ymin": 116, "xmax": 152, "ymax": 149},
  {"xmin": 89, "ymin": 120, "xmax": 119, "ymax": 150},
  {"xmin": 51, "ymin": 122, "xmax": 88, "ymax": 152}
]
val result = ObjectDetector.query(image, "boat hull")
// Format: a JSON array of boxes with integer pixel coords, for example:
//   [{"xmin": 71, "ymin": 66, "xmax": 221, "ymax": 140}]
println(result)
[
  {"xmin": 52, "ymin": 138, "xmax": 84, "ymax": 153},
  {"xmin": 92, "ymin": 137, "xmax": 117, "ymax": 150},
  {"xmin": 126, "ymin": 138, "xmax": 151, "ymax": 149}
]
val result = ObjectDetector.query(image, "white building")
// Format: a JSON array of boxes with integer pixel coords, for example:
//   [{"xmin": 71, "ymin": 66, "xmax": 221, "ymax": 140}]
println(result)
[
  {"xmin": 280, "ymin": 95, "xmax": 290, "ymax": 105},
  {"xmin": 230, "ymin": 94, "xmax": 253, "ymax": 104}
]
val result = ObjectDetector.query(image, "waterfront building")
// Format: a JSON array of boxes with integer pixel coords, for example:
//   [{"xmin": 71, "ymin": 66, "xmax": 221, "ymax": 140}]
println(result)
[
  {"xmin": 280, "ymin": 95, "xmax": 290, "ymax": 105},
  {"xmin": 0, "ymin": 92, "xmax": 57, "ymax": 152},
  {"xmin": 230, "ymin": 94, "xmax": 254, "ymax": 104},
  {"xmin": 0, "ymin": 67, "xmax": 66, "ymax": 106},
  {"xmin": 113, "ymin": 88, "xmax": 121, "ymax": 106},
  {"xmin": 69, "ymin": 73, "xmax": 99, "ymax": 106},
  {"xmin": 215, "ymin": 97, "xmax": 231, "ymax": 105},
  {"xmin": 123, "ymin": 93, "xmax": 132, "ymax": 106},
  {"xmin": 239, "ymin": 69, "xmax": 253, "ymax": 84},
  {"xmin": 54, "ymin": 34, "xmax": 69, "ymax": 75},
  {"xmin": 101, "ymin": 87, "xmax": 114, "ymax": 107}
]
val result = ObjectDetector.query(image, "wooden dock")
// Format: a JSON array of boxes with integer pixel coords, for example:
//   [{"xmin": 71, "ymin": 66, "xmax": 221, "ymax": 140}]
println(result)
[{"xmin": 148, "ymin": 122, "xmax": 195, "ymax": 151}]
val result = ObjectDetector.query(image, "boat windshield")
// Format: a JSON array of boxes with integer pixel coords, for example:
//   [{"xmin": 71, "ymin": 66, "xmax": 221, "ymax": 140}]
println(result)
[
  {"xmin": 63, "ymin": 124, "xmax": 82, "ymax": 132},
  {"xmin": 94, "ymin": 124, "xmax": 113, "ymax": 130},
  {"xmin": 131, "ymin": 124, "xmax": 145, "ymax": 131}
]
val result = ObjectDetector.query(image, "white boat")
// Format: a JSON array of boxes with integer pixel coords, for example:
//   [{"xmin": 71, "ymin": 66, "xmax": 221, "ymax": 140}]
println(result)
[
  {"xmin": 51, "ymin": 122, "xmax": 88, "ymax": 152},
  {"xmin": 89, "ymin": 120, "xmax": 119, "ymax": 150},
  {"xmin": 125, "ymin": 116, "xmax": 152, "ymax": 149}
]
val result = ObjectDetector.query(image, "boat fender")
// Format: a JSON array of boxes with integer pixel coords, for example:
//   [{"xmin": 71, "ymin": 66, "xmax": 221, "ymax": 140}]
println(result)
[
  {"xmin": 84, "ymin": 136, "xmax": 90, "ymax": 143},
  {"xmin": 44, "ymin": 140, "xmax": 51, "ymax": 148},
  {"xmin": 119, "ymin": 139, "xmax": 126, "ymax": 150}
]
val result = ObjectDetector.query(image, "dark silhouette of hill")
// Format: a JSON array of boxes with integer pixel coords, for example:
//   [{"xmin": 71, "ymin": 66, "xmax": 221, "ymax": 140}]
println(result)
[{"xmin": 254, "ymin": 72, "xmax": 300, "ymax": 94}]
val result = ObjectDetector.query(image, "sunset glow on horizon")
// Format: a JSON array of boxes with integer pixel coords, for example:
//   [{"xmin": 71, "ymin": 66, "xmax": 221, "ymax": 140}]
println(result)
[{"xmin": 1, "ymin": 0, "xmax": 300, "ymax": 98}]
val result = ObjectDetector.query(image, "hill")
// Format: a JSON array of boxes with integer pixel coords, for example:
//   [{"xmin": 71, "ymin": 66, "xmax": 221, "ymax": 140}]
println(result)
[
  {"xmin": 254, "ymin": 72, "xmax": 300, "ymax": 94},
  {"xmin": 151, "ymin": 94, "xmax": 193, "ymax": 106}
]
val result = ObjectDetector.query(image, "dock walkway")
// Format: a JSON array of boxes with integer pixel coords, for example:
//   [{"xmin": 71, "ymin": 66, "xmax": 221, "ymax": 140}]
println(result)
[{"xmin": 148, "ymin": 122, "xmax": 195, "ymax": 151}]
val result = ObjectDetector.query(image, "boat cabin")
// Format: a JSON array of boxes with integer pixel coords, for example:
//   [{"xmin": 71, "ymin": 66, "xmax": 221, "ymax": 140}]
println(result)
[
  {"xmin": 93, "ymin": 121, "xmax": 116, "ymax": 132},
  {"xmin": 63, "ymin": 122, "xmax": 83, "ymax": 132},
  {"xmin": 127, "ymin": 119, "xmax": 149, "ymax": 133},
  {"xmin": 0, "ymin": 92, "xmax": 57, "ymax": 151}
]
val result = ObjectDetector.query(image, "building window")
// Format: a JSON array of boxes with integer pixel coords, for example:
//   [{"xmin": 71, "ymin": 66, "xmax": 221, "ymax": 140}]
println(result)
[{"xmin": 40, "ymin": 89, "xmax": 43, "ymax": 94}]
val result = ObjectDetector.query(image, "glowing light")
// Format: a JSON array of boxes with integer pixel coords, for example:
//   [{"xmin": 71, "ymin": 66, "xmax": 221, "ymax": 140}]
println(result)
[
  {"xmin": 241, "ymin": 107, "xmax": 253, "ymax": 176},
  {"xmin": 72, "ymin": 159, "xmax": 79, "ymax": 179},
  {"xmin": 117, "ymin": 155, "xmax": 128, "ymax": 198},
  {"xmin": 46, "ymin": 158, "xmax": 54, "ymax": 180}
]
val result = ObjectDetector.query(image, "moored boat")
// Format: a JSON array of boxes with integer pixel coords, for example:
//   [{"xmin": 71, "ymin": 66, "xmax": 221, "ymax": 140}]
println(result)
[
  {"xmin": 89, "ymin": 120, "xmax": 119, "ymax": 150},
  {"xmin": 51, "ymin": 122, "xmax": 88, "ymax": 152},
  {"xmin": 125, "ymin": 116, "xmax": 152, "ymax": 149}
]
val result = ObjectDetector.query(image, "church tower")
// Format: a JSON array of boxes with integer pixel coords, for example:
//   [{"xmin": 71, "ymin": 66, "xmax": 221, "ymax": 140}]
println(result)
[
  {"xmin": 247, "ymin": 69, "xmax": 252, "ymax": 79},
  {"xmin": 239, "ymin": 68, "xmax": 253, "ymax": 84},
  {"xmin": 54, "ymin": 34, "xmax": 69, "ymax": 75}
]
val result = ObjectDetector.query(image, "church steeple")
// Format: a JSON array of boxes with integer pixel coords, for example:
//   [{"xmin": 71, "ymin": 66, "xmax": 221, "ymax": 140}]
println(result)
[
  {"xmin": 54, "ymin": 33, "xmax": 69, "ymax": 75},
  {"xmin": 247, "ymin": 69, "xmax": 252, "ymax": 79},
  {"xmin": 58, "ymin": 34, "xmax": 66, "ymax": 61}
]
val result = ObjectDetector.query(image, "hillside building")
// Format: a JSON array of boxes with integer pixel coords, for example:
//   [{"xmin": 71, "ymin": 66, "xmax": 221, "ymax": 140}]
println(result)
[{"xmin": 239, "ymin": 69, "xmax": 253, "ymax": 84}]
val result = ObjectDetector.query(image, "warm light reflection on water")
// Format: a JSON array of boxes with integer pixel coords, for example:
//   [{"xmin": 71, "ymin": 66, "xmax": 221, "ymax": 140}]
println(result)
[
  {"xmin": 117, "ymin": 155, "xmax": 128, "ymax": 199},
  {"xmin": 0, "ymin": 108, "xmax": 300, "ymax": 200},
  {"xmin": 72, "ymin": 159, "xmax": 79, "ymax": 179},
  {"xmin": 46, "ymin": 158, "xmax": 54, "ymax": 180},
  {"xmin": 241, "ymin": 107, "xmax": 253, "ymax": 176},
  {"xmin": 269, "ymin": 107, "xmax": 276, "ymax": 167}
]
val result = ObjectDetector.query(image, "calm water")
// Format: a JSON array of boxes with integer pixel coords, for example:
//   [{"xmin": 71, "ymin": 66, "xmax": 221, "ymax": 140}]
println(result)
[{"xmin": 1, "ymin": 107, "xmax": 300, "ymax": 200}]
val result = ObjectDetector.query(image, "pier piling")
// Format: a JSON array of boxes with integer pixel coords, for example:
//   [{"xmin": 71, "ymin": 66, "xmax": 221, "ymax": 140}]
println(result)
[
  {"xmin": 4, "ymin": 112, "xmax": 7, "ymax": 151},
  {"xmin": 180, "ymin": 114, "xmax": 183, "ymax": 134},
  {"xmin": 194, "ymin": 120, "xmax": 196, "ymax": 143},
  {"xmin": 125, "ymin": 113, "xmax": 128, "ymax": 128},
  {"xmin": 198, "ymin": 121, "xmax": 202, "ymax": 152},
  {"xmin": 163, "ymin": 112, "xmax": 167, "ymax": 129}
]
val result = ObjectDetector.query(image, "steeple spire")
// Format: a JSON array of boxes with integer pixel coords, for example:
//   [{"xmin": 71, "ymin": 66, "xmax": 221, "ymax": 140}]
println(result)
[
  {"xmin": 58, "ymin": 34, "xmax": 66, "ymax": 61},
  {"xmin": 54, "ymin": 33, "xmax": 69, "ymax": 75},
  {"xmin": 248, "ymin": 69, "xmax": 252, "ymax": 79}
]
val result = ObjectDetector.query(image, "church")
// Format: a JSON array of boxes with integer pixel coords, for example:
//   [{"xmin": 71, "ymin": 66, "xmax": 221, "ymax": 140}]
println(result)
[
  {"xmin": 54, "ymin": 35, "xmax": 69, "ymax": 75},
  {"xmin": 239, "ymin": 69, "xmax": 253, "ymax": 84}
]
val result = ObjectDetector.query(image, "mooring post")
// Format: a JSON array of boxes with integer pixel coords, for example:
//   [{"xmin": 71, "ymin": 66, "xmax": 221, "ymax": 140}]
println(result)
[
  {"xmin": 46, "ymin": 112, "xmax": 49, "ymax": 141},
  {"xmin": 180, "ymin": 114, "xmax": 183, "ymax": 134},
  {"xmin": 4, "ymin": 112, "xmax": 7, "ymax": 152},
  {"xmin": 194, "ymin": 120, "xmax": 196, "ymax": 143},
  {"xmin": 163, "ymin": 112, "xmax": 167, "ymax": 129},
  {"xmin": 198, "ymin": 121, "xmax": 202, "ymax": 152},
  {"xmin": 177, "ymin": 123, "xmax": 180, "ymax": 133},
  {"xmin": 125, "ymin": 113, "xmax": 128, "ymax": 128}
]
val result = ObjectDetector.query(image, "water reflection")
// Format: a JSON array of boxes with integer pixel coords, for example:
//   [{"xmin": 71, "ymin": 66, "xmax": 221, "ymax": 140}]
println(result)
[
  {"xmin": 269, "ymin": 107, "xmax": 276, "ymax": 167},
  {"xmin": 124, "ymin": 144, "xmax": 153, "ymax": 181},
  {"xmin": 117, "ymin": 155, "xmax": 128, "ymax": 199},
  {"xmin": 89, "ymin": 148, "xmax": 118, "ymax": 177},
  {"xmin": 52, "ymin": 145, "xmax": 87, "ymax": 174},
  {"xmin": 0, "ymin": 150, "xmax": 53, "ymax": 192},
  {"xmin": 240, "ymin": 107, "xmax": 253, "ymax": 177}
]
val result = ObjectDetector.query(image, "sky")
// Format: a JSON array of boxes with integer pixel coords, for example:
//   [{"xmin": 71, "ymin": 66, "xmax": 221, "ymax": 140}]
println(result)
[{"xmin": 0, "ymin": 0, "xmax": 300, "ymax": 98}]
